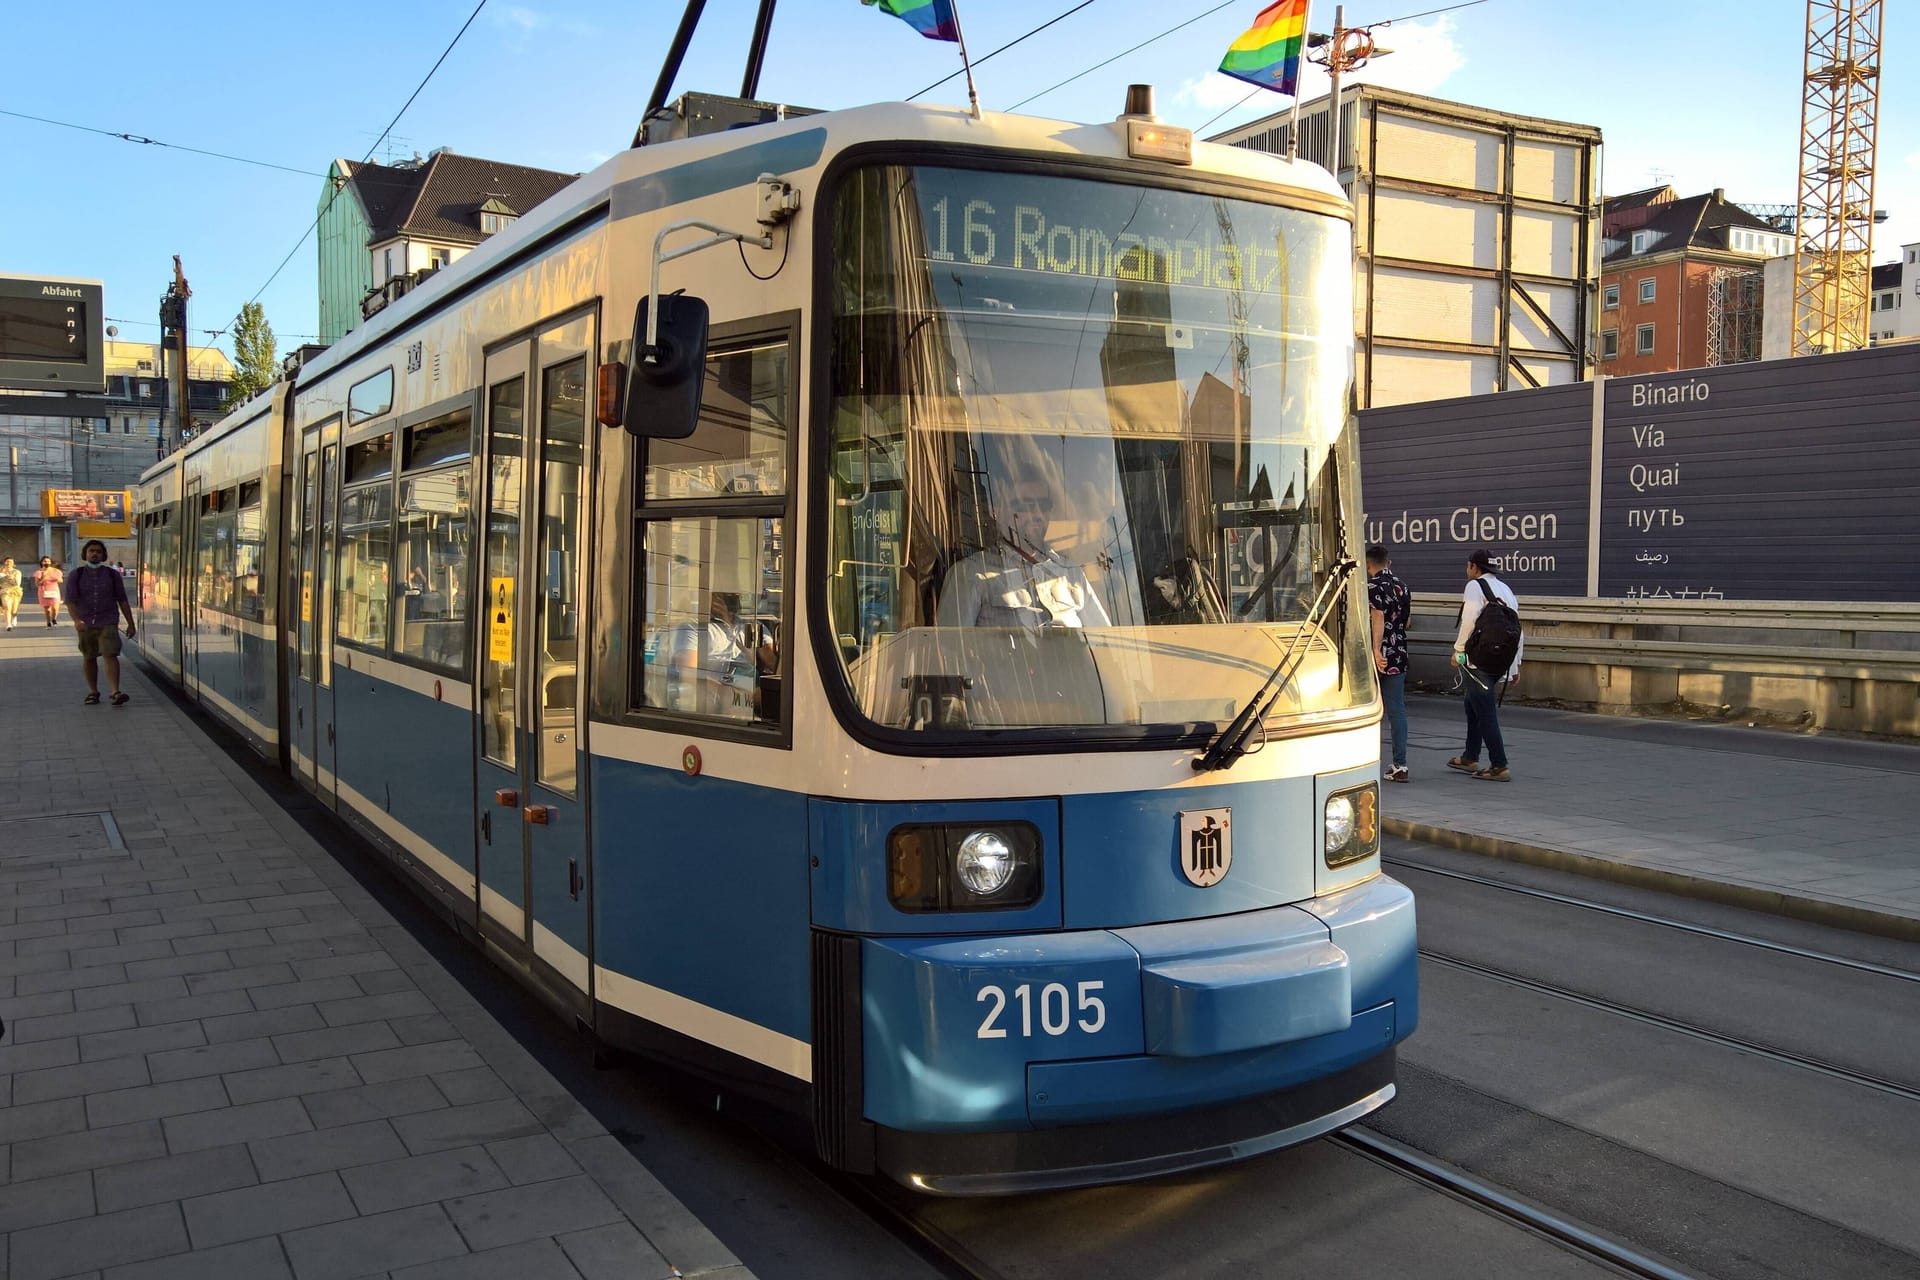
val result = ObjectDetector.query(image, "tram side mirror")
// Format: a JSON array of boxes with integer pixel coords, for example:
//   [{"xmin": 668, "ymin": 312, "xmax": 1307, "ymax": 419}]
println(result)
[{"xmin": 624, "ymin": 294, "xmax": 710, "ymax": 439}]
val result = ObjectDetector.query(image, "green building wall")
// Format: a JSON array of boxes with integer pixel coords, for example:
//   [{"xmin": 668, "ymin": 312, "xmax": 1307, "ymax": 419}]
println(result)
[{"xmin": 317, "ymin": 162, "xmax": 372, "ymax": 345}]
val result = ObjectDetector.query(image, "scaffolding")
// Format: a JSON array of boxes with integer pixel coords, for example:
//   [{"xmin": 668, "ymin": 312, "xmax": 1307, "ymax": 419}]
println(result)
[
  {"xmin": 1707, "ymin": 267, "xmax": 1766, "ymax": 366},
  {"xmin": 1792, "ymin": 0, "xmax": 1883, "ymax": 355}
]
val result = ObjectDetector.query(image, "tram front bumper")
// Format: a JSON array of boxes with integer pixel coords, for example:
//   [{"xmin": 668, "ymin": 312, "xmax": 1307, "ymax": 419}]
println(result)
[{"xmin": 856, "ymin": 874, "xmax": 1417, "ymax": 1136}]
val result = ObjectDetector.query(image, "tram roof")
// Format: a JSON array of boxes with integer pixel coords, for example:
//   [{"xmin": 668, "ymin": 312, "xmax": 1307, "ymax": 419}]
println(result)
[{"xmin": 142, "ymin": 101, "xmax": 1346, "ymax": 488}]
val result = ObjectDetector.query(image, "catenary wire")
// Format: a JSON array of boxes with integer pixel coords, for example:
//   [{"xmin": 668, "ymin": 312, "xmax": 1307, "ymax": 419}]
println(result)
[
  {"xmin": 905, "ymin": 0, "xmax": 1102, "ymax": 101},
  {"xmin": 1007, "ymin": 0, "xmax": 1241, "ymax": 112},
  {"xmin": 209, "ymin": 0, "xmax": 491, "ymax": 343},
  {"xmin": 0, "ymin": 107, "xmax": 326, "ymax": 179}
]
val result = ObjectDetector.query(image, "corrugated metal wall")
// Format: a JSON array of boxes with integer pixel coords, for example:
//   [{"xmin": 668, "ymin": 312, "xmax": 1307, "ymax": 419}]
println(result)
[
  {"xmin": 1218, "ymin": 87, "xmax": 1602, "ymax": 409},
  {"xmin": 1358, "ymin": 343, "xmax": 1920, "ymax": 603}
]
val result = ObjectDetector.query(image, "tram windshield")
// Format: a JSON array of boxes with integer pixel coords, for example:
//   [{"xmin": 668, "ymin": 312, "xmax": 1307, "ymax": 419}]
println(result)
[{"xmin": 824, "ymin": 163, "xmax": 1373, "ymax": 738}]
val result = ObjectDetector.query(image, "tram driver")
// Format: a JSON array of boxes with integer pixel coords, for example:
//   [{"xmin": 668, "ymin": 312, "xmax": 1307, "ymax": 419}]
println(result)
[{"xmin": 936, "ymin": 469, "xmax": 1111, "ymax": 630}]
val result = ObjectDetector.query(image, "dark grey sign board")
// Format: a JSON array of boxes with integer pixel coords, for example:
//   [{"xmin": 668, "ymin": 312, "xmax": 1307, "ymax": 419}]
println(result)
[
  {"xmin": 0, "ymin": 274, "xmax": 106, "ymax": 393},
  {"xmin": 1358, "ymin": 342, "xmax": 1920, "ymax": 604},
  {"xmin": 1360, "ymin": 381, "xmax": 1591, "ymax": 597},
  {"xmin": 1598, "ymin": 346, "xmax": 1920, "ymax": 602}
]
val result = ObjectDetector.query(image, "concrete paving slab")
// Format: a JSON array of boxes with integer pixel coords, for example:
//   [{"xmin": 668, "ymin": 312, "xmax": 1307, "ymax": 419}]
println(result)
[
  {"xmin": 1385, "ymin": 695, "xmax": 1920, "ymax": 939},
  {"xmin": 0, "ymin": 635, "xmax": 754, "ymax": 1279}
]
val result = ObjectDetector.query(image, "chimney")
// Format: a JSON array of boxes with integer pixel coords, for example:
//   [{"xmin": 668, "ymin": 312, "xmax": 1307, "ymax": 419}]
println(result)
[{"xmin": 1712, "ymin": 187, "xmax": 1725, "ymax": 203}]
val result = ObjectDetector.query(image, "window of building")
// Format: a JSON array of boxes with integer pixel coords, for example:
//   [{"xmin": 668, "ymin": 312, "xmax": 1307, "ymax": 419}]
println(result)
[
  {"xmin": 430, "ymin": 248, "xmax": 451, "ymax": 269},
  {"xmin": 634, "ymin": 335, "xmax": 791, "ymax": 731},
  {"xmin": 1636, "ymin": 323, "xmax": 1656, "ymax": 355},
  {"xmin": 1603, "ymin": 284, "xmax": 1619, "ymax": 309},
  {"xmin": 1631, "ymin": 231, "xmax": 1649, "ymax": 254},
  {"xmin": 1639, "ymin": 278, "xmax": 1657, "ymax": 304},
  {"xmin": 383, "ymin": 247, "xmax": 394, "ymax": 281},
  {"xmin": 1601, "ymin": 329, "xmax": 1619, "ymax": 360},
  {"xmin": 479, "ymin": 211, "xmax": 518, "ymax": 235}
]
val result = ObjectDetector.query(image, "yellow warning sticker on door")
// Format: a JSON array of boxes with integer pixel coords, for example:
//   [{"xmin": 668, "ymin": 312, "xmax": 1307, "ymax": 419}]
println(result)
[{"xmin": 489, "ymin": 577, "xmax": 514, "ymax": 662}]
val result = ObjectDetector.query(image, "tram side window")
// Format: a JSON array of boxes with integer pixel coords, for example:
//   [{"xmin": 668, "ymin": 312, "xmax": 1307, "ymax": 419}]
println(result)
[
  {"xmin": 197, "ymin": 489, "xmax": 237, "ymax": 614},
  {"xmin": 633, "ymin": 337, "xmax": 790, "ymax": 730},
  {"xmin": 393, "ymin": 429, "xmax": 473, "ymax": 674},
  {"xmin": 336, "ymin": 484, "xmax": 393, "ymax": 649},
  {"xmin": 234, "ymin": 479, "xmax": 266, "ymax": 620}
]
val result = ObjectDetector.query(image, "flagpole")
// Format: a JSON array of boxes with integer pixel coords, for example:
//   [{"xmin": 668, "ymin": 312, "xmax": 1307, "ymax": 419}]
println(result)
[
  {"xmin": 1326, "ymin": 4, "xmax": 1344, "ymax": 183},
  {"xmin": 1287, "ymin": 0, "xmax": 1310, "ymax": 161},
  {"xmin": 948, "ymin": 0, "xmax": 982, "ymax": 119}
]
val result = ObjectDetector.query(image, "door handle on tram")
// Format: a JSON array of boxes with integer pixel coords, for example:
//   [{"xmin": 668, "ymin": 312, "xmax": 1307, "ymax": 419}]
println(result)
[
  {"xmin": 494, "ymin": 788, "xmax": 519, "ymax": 807},
  {"xmin": 480, "ymin": 811, "xmax": 491, "ymax": 843},
  {"xmin": 524, "ymin": 805, "xmax": 554, "ymax": 826}
]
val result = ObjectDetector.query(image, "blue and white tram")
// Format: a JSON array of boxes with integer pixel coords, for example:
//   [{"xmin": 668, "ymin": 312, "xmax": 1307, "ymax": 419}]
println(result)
[{"xmin": 134, "ymin": 96, "xmax": 1415, "ymax": 1193}]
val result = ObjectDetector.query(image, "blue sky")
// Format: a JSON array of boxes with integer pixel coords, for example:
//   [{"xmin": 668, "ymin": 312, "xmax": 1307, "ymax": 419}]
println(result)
[{"xmin": 3, "ymin": 0, "xmax": 1913, "ymax": 358}]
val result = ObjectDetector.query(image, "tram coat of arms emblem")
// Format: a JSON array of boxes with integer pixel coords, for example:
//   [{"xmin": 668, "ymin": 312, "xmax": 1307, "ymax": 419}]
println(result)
[{"xmin": 1178, "ymin": 809, "xmax": 1232, "ymax": 887}]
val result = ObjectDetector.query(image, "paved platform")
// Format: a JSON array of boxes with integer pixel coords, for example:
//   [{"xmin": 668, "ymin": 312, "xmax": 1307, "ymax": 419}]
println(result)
[
  {"xmin": 1383, "ymin": 692, "xmax": 1920, "ymax": 940},
  {"xmin": 0, "ymin": 628, "xmax": 753, "ymax": 1280}
]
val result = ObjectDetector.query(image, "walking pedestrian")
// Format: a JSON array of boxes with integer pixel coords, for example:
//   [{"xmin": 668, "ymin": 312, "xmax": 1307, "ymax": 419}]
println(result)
[
  {"xmin": 64, "ymin": 540, "xmax": 137, "ymax": 706},
  {"xmin": 1367, "ymin": 544, "xmax": 1411, "ymax": 782},
  {"xmin": 1446, "ymin": 549, "xmax": 1523, "ymax": 783},
  {"xmin": 33, "ymin": 557, "xmax": 64, "ymax": 627},
  {"xmin": 0, "ymin": 557, "xmax": 23, "ymax": 630}
]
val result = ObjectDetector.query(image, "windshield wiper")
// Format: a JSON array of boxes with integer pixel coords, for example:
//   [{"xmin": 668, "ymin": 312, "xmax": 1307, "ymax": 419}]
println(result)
[{"xmin": 1191, "ymin": 551, "xmax": 1358, "ymax": 773}]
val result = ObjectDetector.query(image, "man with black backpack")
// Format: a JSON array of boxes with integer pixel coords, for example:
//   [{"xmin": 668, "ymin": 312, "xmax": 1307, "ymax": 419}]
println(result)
[{"xmin": 1447, "ymin": 549, "xmax": 1524, "ymax": 782}]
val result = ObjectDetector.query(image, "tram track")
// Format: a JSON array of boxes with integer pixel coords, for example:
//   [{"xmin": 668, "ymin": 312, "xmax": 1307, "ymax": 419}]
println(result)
[
  {"xmin": 1421, "ymin": 947, "xmax": 1920, "ymax": 1103},
  {"xmin": 1387, "ymin": 855, "xmax": 1920, "ymax": 984},
  {"xmin": 1330, "ymin": 1127, "xmax": 1707, "ymax": 1280}
]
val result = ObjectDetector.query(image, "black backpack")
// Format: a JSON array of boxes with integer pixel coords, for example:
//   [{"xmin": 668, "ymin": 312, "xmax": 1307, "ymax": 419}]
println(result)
[{"xmin": 1464, "ymin": 578, "xmax": 1522, "ymax": 675}]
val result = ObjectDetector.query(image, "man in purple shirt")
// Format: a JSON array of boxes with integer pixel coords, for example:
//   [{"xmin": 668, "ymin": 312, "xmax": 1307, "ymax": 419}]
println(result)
[{"xmin": 64, "ymin": 539, "xmax": 137, "ymax": 705}]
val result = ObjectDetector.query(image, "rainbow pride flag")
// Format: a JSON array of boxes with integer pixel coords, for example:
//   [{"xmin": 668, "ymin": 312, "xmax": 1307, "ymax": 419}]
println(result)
[
  {"xmin": 1219, "ymin": 0, "xmax": 1309, "ymax": 96},
  {"xmin": 863, "ymin": 0, "xmax": 960, "ymax": 42}
]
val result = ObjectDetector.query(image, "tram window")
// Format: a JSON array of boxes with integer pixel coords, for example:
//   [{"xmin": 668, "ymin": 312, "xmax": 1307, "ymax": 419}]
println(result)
[
  {"xmin": 404, "ymin": 412, "xmax": 472, "ymax": 470},
  {"xmin": 346, "ymin": 434, "xmax": 395, "ymax": 483},
  {"xmin": 197, "ymin": 498, "xmax": 236, "ymax": 615},
  {"xmin": 635, "ymin": 515, "xmax": 784, "ymax": 726},
  {"xmin": 643, "ymin": 341, "xmax": 790, "ymax": 500},
  {"xmin": 393, "ymin": 467, "xmax": 472, "ymax": 672},
  {"xmin": 235, "ymin": 488, "xmax": 267, "ymax": 620},
  {"xmin": 348, "ymin": 368, "xmax": 394, "ymax": 425},
  {"xmin": 336, "ymin": 484, "xmax": 393, "ymax": 649}
]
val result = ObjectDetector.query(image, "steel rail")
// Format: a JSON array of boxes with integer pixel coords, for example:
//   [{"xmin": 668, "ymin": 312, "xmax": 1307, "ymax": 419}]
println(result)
[
  {"xmin": 1422, "ymin": 950, "xmax": 1920, "ymax": 1104},
  {"xmin": 1387, "ymin": 856, "xmax": 1920, "ymax": 984},
  {"xmin": 1331, "ymin": 1128, "xmax": 1708, "ymax": 1280}
]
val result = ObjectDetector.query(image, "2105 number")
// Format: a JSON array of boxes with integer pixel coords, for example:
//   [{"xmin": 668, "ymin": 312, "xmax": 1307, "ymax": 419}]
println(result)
[{"xmin": 975, "ymin": 981, "xmax": 1106, "ymax": 1039}]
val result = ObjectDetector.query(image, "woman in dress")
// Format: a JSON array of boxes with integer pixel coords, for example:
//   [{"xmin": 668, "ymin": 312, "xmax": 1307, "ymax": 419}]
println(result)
[
  {"xmin": 34, "ymin": 557, "xmax": 64, "ymax": 627},
  {"xmin": 0, "ymin": 557, "xmax": 23, "ymax": 629}
]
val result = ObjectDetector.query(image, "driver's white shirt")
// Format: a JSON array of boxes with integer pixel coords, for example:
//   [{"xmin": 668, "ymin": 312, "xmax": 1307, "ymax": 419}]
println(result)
[{"xmin": 937, "ymin": 544, "xmax": 1112, "ymax": 629}]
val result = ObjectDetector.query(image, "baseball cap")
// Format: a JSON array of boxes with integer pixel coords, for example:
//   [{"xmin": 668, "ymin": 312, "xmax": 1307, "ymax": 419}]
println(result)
[{"xmin": 1467, "ymin": 549, "xmax": 1497, "ymax": 572}]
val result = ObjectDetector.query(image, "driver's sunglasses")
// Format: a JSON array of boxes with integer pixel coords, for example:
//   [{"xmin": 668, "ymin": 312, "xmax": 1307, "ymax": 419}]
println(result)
[{"xmin": 1010, "ymin": 496, "xmax": 1053, "ymax": 514}]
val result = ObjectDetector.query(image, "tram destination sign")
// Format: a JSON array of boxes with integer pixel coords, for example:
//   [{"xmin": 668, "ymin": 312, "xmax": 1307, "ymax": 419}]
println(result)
[{"xmin": 0, "ymin": 274, "xmax": 106, "ymax": 393}]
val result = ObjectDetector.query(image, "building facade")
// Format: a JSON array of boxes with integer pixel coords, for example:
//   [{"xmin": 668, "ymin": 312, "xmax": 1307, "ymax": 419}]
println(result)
[
  {"xmin": 0, "ymin": 339, "xmax": 229, "ymax": 564},
  {"xmin": 316, "ymin": 150, "xmax": 576, "ymax": 343},
  {"xmin": 1217, "ymin": 86, "xmax": 1603, "ymax": 408},
  {"xmin": 1868, "ymin": 243, "xmax": 1920, "ymax": 344},
  {"xmin": 1598, "ymin": 186, "xmax": 1788, "ymax": 375}
]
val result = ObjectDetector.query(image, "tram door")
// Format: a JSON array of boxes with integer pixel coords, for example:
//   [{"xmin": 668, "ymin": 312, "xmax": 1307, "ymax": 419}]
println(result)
[
  {"xmin": 473, "ymin": 318, "xmax": 594, "ymax": 1001},
  {"xmin": 290, "ymin": 418, "xmax": 341, "ymax": 806},
  {"xmin": 181, "ymin": 478, "xmax": 204, "ymax": 699}
]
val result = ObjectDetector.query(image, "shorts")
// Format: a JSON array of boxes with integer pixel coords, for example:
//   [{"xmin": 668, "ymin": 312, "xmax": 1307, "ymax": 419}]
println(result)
[{"xmin": 77, "ymin": 626, "xmax": 124, "ymax": 659}]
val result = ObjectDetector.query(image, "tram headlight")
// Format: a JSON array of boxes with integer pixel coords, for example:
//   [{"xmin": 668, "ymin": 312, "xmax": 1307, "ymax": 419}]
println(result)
[
  {"xmin": 1324, "ymin": 783, "xmax": 1380, "ymax": 868},
  {"xmin": 887, "ymin": 823, "xmax": 1042, "ymax": 912},
  {"xmin": 955, "ymin": 831, "xmax": 1015, "ymax": 896}
]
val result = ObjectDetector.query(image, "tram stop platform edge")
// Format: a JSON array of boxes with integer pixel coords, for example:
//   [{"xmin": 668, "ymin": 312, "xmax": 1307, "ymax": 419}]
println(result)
[
  {"xmin": 0, "ymin": 628, "xmax": 754, "ymax": 1280},
  {"xmin": 1383, "ymin": 693, "xmax": 1920, "ymax": 944}
]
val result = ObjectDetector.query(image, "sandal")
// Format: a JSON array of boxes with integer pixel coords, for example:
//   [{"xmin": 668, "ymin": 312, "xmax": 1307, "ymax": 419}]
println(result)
[
  {"xmin": 110, "ymin": 692, "xmax": 130, "ymax": 706},
  {"xmin": 83, "ymin": 692, "xmax": 100, "ymax": 704},
  {"xmin": 1471, "ymin": 766, "xmax": 1511, "ymax": 782},
  {"xmin": 1446, "ymin": 757, "xmax": 1477, "ymax": 773}
]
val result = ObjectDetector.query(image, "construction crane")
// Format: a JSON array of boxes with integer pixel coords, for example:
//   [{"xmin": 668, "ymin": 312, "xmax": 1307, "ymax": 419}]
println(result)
[{"xmin": 1792, "ymin": 0, "xmax": 1883, "ymax": 356}]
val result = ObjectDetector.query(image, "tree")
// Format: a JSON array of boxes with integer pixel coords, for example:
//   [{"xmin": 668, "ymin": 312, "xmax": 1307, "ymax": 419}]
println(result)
[{"xmin": 224, "ymin": 302, "xmax": 278, "ymax": 410}]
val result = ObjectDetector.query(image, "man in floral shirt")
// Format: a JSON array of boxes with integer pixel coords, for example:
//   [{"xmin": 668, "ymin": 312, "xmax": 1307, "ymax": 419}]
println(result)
[{"xmin": 1367, "ymin": 545, "xmax": 1411, "ymax": 782}]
